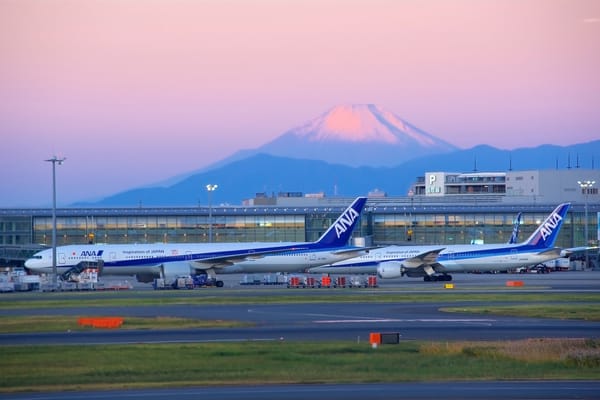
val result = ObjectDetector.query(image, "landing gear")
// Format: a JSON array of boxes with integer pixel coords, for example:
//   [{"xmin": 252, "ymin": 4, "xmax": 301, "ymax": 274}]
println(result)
[
  {"xmin": 202, "ymin": 268, "xmax": 225, "ymax": 288},
  {"xmin": 423, "ymin": 274, "xmax": 452, "ymax": 282}
]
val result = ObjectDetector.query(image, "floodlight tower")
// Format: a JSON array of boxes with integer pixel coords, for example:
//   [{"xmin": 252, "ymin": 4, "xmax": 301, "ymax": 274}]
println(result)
[
  {"xmin": 45, "ymin": 156, "xmax": 66, "ymax": 291},
  {"xmin": 206, "ymin": 184, "xmax": 218, "ymax": 243},
  {"xmin": 577, "ymin": 180, "xmax": 595, "ymax": 269}
]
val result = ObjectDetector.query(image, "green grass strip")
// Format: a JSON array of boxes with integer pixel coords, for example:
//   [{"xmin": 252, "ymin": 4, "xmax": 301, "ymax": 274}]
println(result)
[
  {"xmin": 2, "ymin": 291, "xmax": 600, "ymax": 309},
  {"xmin": 1, "ymin": 340, "xmax": 599, "ymax": 393},
  {"xmin": 0, "ymin": 315, "xmax": 249, "ymax": 333},
  {"xmin": 442, "ymin": 304, "xmax": 600, "ymax": 321}
]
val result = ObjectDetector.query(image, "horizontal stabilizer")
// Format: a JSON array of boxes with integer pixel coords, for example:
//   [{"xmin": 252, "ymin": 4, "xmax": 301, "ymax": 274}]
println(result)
[
  {"xmin": 536, "ymin": 247, "xmax": 562, "ymax": 257},
  {"xmin": 560, "ymin": 246, "xmax": 599, "ymax": 258},
  {"xmin": 331, "ymin": 246, "xmax": 379, "ymax": 256}
]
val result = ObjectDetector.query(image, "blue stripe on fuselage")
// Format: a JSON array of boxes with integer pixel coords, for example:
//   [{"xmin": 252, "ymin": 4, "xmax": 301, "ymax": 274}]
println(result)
[{"xmin": 96, "ymin": 244, "xmax": 354, "ymax": 268}]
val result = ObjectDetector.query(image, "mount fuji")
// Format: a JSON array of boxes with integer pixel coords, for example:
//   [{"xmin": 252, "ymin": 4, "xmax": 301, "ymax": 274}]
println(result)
[
  {"xmin": 227, "ymin": 104, "xmax": 457, "ymax": 167},
  {"xmin": 72, "ymin": 104, "xmax": 600, "ymax": 207}
]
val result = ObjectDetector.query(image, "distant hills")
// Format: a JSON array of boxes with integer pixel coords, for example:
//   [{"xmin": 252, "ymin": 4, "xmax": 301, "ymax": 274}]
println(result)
[{"xmin": 72, "ymin": 104, "xmax": 600, "ymax": 207}]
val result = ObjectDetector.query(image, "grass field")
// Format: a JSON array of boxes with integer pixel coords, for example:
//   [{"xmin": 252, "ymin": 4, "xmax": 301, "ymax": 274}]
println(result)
[
  {"xmin": 2, "ymin": 339, "xmax": 599, "ymax": 392},
  {"xmin": 1, "ymin": 290, "xmax": 599, "ymax": 309}
]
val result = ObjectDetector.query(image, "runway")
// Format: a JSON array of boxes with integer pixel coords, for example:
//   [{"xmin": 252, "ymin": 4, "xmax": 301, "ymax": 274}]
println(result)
[
  {"xmin": 1, "ymin": 271, "xmax": 599, "ymax": 346},
  {"xmin": 3, "ymin": 381, "xmax": 600, "ymax": 400},
  {"xmin": 2, "ymin": 300, "xmax": 600, "ymax": 346}
]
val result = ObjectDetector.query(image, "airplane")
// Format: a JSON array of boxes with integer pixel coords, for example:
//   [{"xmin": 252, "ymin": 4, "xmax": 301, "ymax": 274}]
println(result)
[
  {"xmin": 25, "ymin": 197, "xmax": 368, "ymax": 287},
  {"xmin": 308, "ymin": 203, "xmax": 570, "ymax": 282}
]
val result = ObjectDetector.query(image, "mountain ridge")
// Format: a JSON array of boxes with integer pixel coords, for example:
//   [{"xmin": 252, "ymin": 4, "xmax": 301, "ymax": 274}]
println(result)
[{"xmin": 72, "ymin": 139, "xmax": 600, "ymax": 207}]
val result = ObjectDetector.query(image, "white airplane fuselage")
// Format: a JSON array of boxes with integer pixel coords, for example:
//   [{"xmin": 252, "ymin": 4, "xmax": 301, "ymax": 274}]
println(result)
[
  {"xmin": 309, "ymin": 243, "xmax": 559, "ymax": 275},
  {"xmin": 25, "ymin": 197, "xmax": 369, "ymax": 282}
]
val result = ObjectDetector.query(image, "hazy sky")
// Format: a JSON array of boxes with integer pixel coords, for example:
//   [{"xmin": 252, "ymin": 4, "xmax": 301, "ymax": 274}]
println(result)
[{"xmin": 1, "ymin": 0, "xmax": 599, "ymax": 207}]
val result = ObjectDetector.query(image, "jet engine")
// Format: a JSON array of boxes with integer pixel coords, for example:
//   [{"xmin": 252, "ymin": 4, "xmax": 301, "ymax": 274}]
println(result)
[{"xmin": 376, "ymin": 261, "xmax": 404, "ymax": 279}]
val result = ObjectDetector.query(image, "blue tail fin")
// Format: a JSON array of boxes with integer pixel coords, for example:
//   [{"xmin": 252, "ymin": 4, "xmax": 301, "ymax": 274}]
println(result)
[
  {"xmin": 524, "ymin": 203, "xmax": 570, "ymax": 248},
  {"xmin": 508, "ymin": 212, "xmax": 522, "ymax": 244},
  {"xmin": 313, "ymin": 197, "xmax": 367, "ymax": 248}
]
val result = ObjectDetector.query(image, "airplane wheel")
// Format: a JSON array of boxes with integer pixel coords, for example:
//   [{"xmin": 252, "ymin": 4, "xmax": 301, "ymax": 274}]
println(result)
[{"xmin": 216, "ymin": 280, "xmax": 224, "ymax": 288}]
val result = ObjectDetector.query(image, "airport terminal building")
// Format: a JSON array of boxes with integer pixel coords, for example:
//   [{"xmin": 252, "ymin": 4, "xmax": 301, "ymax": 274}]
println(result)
[{"xmin": 1, "ymin": 169, "xmax": 599, "ymax": 268}]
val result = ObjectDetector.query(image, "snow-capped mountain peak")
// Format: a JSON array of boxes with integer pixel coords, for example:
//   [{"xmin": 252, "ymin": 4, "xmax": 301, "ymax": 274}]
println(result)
[
  {"xmin": 293, "ymin": 104, "xmax": 443, "ymax": 147},
  {"xmin": 252, "ymin": 104, "xmax": 456, "ymax": 167}
]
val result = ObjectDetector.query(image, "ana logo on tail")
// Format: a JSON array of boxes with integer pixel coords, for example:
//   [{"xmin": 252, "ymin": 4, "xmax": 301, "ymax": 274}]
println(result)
[
  {"xmin": 527, "ymin": 203, "xmax": 570, "ymax": 247},
  {"xmin": 334, "ymin": 208, "xmax": 360, "ymax": 239},
  {"xmin": 540, "ymin": 211, "xmax": 563, "ymax": 241}
]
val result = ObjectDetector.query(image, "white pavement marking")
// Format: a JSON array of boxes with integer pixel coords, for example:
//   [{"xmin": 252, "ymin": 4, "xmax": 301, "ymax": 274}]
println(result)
[{"xmin": 314, "ymin": 318, "xmax": 495, "ymax": 324}]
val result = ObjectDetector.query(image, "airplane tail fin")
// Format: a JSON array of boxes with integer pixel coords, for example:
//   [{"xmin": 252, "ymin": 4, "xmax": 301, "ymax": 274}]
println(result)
[
  {"xmin": 523, "ymin": 203, "xmax": 570, "ymax": 248},
  {"xmin": 508, "ymin": 212, "xmax": 522, "ymax": 244},
  {"xmin": 313, "ymin": 197, "xmax": 367, "ymax": 248}
]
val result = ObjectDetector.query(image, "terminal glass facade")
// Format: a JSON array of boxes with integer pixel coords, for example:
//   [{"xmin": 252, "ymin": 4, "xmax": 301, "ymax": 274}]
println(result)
[
  {"xmin": 0, "ymin": 217, "xmax": 31, "ymax": 245},
  {"xmin": 32, "ymin": 213, "xmax": 307, "ymax": 245}
]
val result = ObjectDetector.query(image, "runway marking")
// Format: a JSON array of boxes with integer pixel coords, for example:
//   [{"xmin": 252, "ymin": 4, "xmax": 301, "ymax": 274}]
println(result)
[
  {"xmin": 248, "ymin": 309, "xmax": 496, "ymax": 325},
  {"xmin": 314, "ymin": 318, "xmax": 495, "ymax": 323}
]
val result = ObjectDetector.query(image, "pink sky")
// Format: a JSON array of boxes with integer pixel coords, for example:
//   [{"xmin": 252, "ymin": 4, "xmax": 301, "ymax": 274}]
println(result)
[{"xmin": 1, "ymin": 0, "xmax": 599, "ymax": 207}]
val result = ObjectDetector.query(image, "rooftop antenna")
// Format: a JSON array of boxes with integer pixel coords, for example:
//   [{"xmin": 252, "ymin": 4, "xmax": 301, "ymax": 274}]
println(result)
[
  {"xmin": 508, "ymin": 154, "xmax": 513, "ymax": 171},
  {"xmin": 576, "ymin": 153, "xmax": 580, "ymax": 169},
  {"xmin": 567, "ymin": 152, "xmax": 571, "ymax": 169},
  {"xmin": 473, "ymin": 155, "xmax": 478, "ymax": 172},
  {"xmin": 555, "ymin": 157, "xmax": 559, "ymax": 170}
]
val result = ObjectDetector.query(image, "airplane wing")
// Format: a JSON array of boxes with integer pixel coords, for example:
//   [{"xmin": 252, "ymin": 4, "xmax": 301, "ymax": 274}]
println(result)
[
  {"xmin": 378, "ymin": 248, "xmax": 445, "ymax": 279},
  {"xmin": 402, "ymin": 248, "xmax": 445, "ymax": 269},
  {"xmin": 189, "ymin": 246, "xmax": 312, "ymax": 270},
  {"xmin": 400, "ymin": 248, "xmax": 446, "ymax": 277},
  {"xmin": 189, "ymin": 245, "xmax": 377, "ymax": 271}
]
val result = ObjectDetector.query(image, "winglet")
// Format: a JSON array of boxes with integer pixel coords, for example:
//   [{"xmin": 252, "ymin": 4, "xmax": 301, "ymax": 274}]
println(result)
[
  {"xmin": 524, "ymin": 203, "xmax": 570, "ymax": 248},
  {"xmin": 313, "ymin": 197, "xmax": 367, "ymax": 248}
]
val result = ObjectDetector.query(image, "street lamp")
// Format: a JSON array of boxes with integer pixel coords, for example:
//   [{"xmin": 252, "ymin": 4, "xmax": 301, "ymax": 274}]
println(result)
[
  {"xmin": 206, "ymin": 184, "xmax": 218, "ymax": 243},
  {"xmin": 45, "ymin": 156, "xmax": 66, "ymax": 291},
  {"xmin": 577, "ymin": 180, "xmax": 595, "ymax": 269}
]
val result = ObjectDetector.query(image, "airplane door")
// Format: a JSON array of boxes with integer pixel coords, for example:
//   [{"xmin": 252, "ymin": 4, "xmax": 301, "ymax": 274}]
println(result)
[{"xmin": 58, "ymin": 253, "xmax": 66, "ymax": 265}]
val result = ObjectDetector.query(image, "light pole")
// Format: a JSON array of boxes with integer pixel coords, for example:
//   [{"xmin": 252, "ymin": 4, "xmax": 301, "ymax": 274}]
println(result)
[
  {"xmin": 206, "ymin": 184, "xmax": 218, "ymax": 243},
  {"xmin": 45, "ymin": 156, "xmax": 66, "ymax": 291},
  {"xmin": 577, "ymin": 180, "xmax": 595, "ymax": 269}
]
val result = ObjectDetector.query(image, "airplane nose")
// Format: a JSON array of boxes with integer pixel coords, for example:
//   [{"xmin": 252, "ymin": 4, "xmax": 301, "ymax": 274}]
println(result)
[{"xmin": 24, "ymin": 259, "xmax": 34, "ymax": 269}]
